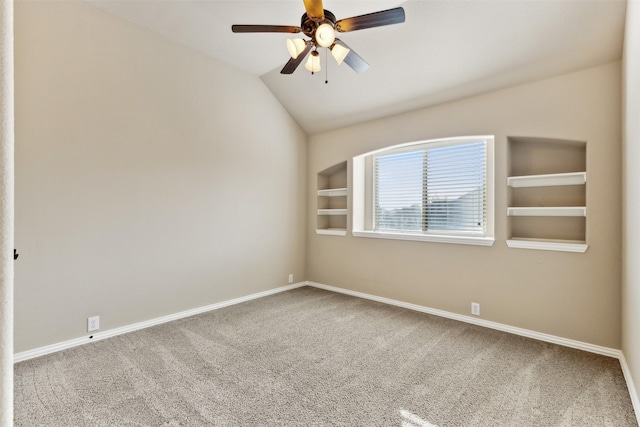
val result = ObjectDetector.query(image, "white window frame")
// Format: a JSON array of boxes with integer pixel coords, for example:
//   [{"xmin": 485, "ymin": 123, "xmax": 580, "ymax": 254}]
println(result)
[{"xmin": 352, "ymin": 136, "xmax": 495, "ymax": 246}]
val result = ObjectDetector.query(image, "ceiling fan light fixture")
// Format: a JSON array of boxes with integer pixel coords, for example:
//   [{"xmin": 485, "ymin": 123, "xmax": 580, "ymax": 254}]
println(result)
[
  {"xmin": 315, "ymin": 23, "xmax": 335, "ymax": 48},
  {"xmin": 305, "ymin": 50, "xmax": 321, "ymax": 74},
  {"xmin": 330, "ymin": 43, "xmax": 350, "ymax": 65},
  {"xmin": 232, "ymin": 4, "xmax": 406, "ymax": 76},
  {"xmin": 286, "ymin": 38, "xmax": 307, "ymax": 59}
]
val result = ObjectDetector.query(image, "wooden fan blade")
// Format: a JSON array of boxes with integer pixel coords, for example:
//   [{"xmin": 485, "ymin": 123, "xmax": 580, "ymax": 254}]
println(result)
[
  {"xmin": 335, "ymin": 7, "xmax": 405, "ymax": 32},
  {"xmin": 335, "ymin": 40, "xmax": 369, "ymax": 73},
  {"xmin": 281, "ymin": 41, "xmax": 314, "ymax": 74},
  {"xmin": 303, "ymin": 0, "xmax": 324, "ymax": 21},
  {"xmin": 232, "ymin": 25, "xmax": 302, "ymax": 33}
]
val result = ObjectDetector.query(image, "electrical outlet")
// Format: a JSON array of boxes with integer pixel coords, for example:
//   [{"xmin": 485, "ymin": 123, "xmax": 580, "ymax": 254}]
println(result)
[
  {"xmin": 288, "ymin": 274, "xmax": 294, "ymax": 284},
  {"xmin": 471, "ymin": 303, "xmax": 480, "ymax": 316},
  {"xmin": 88, "ymin": 315, "xmax": 100, "ymax": 332}
]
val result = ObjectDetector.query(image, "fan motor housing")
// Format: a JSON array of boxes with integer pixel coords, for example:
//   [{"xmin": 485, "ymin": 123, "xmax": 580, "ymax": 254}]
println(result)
[{"xmin": 300, "ymin": 10, "xmax": 336, "ymax": 38}]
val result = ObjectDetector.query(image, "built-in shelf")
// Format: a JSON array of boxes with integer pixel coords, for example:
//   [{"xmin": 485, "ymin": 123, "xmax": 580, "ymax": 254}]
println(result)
[
  {"xmin": 507, "ymin": 137, "xmax": 587, "ymax": 252},
  {"xmin": 506, "ymin": 238, "xmax": 588, "ymax": 253},
  {"xmin": 507, "ymin": 172, "xmax": 586, "ymax": 188},
  {"xmin": 318, "ymin": 209, "xmax": 348, "ymax": 216},
  {"xmin": 316, "ymin": 161, "xmax": 348, "ymax": 236},
  {"xmin": 317, "ymin": 188, "xmax": 348, "ymax": 197},
  {"xmin": 316, "ymin": 228, "xmax": 348, "ymax": 236},
  {"xmin": 507, "ymin": 206, "xmax": 586, "ymax": 217}
]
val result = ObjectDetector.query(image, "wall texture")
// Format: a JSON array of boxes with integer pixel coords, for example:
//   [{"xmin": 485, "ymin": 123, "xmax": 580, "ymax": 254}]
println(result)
[
  {"xmin": 623, "ymin": 0, "xmax": 640, "ymax": 410},
  {"xmin": 0, "ymin": 0, "xmax": 14, "ymax": 423},
  {"xmin": 308, "ymin": 62, "xmax": 622, "ymax": 349},
  {"xmin": 14, "ymin": 0, "xmax": 307, "ymax": 353}
]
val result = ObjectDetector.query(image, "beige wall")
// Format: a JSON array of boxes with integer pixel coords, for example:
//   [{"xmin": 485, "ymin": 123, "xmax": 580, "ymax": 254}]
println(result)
[
  {"xmin": 11, "ymin": 0, "xmax": 628, "ymax": 364},
  {"xmin": 623, "ymin": 0, "xmax": 640, "ymax": 409},
  {"xmin": 14, "ymin": 1, "xmax": 307, "ymax": 353},
  {"xmin": 308, "ymin": 62, "xmax": 622, "ymax": 348}
]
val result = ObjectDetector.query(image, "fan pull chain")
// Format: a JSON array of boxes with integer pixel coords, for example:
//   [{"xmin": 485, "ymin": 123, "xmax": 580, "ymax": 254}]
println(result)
[{"xmin": 325, "ymin": 48, "xmax": 329, "ymax": 84}]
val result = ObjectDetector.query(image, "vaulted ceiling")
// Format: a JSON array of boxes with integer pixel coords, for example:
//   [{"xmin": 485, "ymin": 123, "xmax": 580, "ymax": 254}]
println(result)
[{"xmin": 86, "ymin": 0, "xmax": 627, "ymax": 135}]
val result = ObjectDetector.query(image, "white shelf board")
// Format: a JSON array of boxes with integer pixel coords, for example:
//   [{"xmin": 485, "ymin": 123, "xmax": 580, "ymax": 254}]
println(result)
[
  {"xmin": 507, "ymin": 206, "xmax": 586, "ymax": 217},
  {"xmin": 506, "ymin": 238, "xmax": 588, "ymax": 253},
  {"xmin": 317, "ymin": 209, "xmax": 347, "ymax": 216},
  {"xmin": 317, "ymin": 188, "xmax": 348, "ymax": 197},
  {"xmin": 507, "ymin": 172, "xmax": 586, "ymax": 188},
  {"xmin": 316, "ymin": 228, "xmax": 348, "ymax": 236}
]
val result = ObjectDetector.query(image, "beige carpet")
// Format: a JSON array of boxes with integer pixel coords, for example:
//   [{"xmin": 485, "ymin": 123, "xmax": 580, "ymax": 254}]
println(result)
[{"xmin": 14, "ymin": 286, "xmax": 638, "ymax": 426}]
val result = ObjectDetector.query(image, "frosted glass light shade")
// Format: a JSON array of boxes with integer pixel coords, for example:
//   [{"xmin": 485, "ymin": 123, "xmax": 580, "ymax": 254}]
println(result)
[
  {"xmin": 315, "ymin": 23, "xmax": 335, "ymax": 48},
  {"xmin": 286, "ymin": 38, "xmax": 307, "ymax": 59},
  {"xmin": 305, "ymin": 51, "xmax": 321, "ymax": 73},
  {"xmin": 331, "ymin": 43, "xmax": 350, "ymax": 65}
]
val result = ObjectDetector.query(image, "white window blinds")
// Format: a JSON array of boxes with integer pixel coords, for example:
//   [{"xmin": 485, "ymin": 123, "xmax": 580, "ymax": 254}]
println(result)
[{"xmin": 374, "ymin": 140, "xmax": 487, "ymax": 234}]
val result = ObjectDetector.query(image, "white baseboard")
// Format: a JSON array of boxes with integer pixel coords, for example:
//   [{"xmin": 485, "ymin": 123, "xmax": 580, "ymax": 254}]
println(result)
[
  {"xmin": 307, "ymin": 281, "xmax": 640, "ymax": 424},
  {"xmin": 13, "ymin": 282, "xmax": 307, "ymax": 363},
  {"xmin": 13, "ymin": 279, "xmax": 640, "ymax": 424},
  {"xmin": 306, "ymin": 281, "xmax": 620, "ymax": 358},
  {"xmin": 619, "ymin": 352, "xmax": 640, "ymax": 423}
]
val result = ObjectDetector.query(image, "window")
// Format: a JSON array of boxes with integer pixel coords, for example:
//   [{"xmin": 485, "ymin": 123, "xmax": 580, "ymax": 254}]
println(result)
[{"xmin": 353, "ymin": 136, "xmax": 494, "ymax": 246}]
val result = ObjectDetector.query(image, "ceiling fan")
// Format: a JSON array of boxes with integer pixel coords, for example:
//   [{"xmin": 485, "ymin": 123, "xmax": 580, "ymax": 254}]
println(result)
[{"xmin": 231, "ymin": 0, "xmax": 405, "ymax": 75}]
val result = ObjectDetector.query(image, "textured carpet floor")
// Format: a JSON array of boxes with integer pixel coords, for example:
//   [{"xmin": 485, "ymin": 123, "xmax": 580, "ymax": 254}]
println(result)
[{"xmin": 14, "ymin": 286, "xmax": 638, "ymax": 426}]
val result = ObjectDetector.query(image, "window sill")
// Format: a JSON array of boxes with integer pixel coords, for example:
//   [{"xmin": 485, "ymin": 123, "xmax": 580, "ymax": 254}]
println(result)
[{"xmin": 352, "ymin": 230, "xmax": 495, "ymax": 246}]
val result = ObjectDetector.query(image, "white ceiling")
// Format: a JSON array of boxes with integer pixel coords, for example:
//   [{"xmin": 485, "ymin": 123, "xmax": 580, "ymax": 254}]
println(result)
[{"xmin": 87, "ymin": 0, "xmax": 627, "ymax": 135}]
